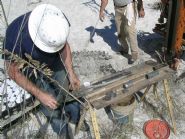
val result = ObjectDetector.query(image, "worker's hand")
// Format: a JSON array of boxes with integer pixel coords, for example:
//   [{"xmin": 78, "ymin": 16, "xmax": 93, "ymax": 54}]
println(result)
[
  {"xmin": 138, "ymin": 9, "xmax": 145, "ymax": 18},
  {"xmin": 69, "ymin": 71, "xmax": 80, "ymax": 91},
  {"xmin": 38, "ymin": 92, "xmax": 58, "ymax": 109},
  {"xmin": 99, "ymin": 11, "xmax": 105, "ymax": 22}
]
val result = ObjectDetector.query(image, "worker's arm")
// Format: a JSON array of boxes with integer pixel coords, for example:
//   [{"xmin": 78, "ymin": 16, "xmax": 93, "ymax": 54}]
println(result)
[
  {"xmin": 6, "ymin": 61, "xmax": 58, "ymax": 109},
  {"xmin": 60, "ymin": 41, "xmax": 80, "ymax": 90},
  {"xmin": 99, "ymin": 0, "xmax": 108, "ymax": 21},
  {"xmin": 137, "ymin": 0, "xmax": 145, "ymax": 18}
]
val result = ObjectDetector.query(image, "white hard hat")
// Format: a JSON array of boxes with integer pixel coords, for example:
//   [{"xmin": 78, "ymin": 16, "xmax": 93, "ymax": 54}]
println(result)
[{"xmin": 28, "ymin": 4, "xmax": 69, "ymax": 53}]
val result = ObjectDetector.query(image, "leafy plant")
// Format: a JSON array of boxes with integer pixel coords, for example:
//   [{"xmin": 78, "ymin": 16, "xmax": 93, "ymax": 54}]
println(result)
[{"xmin": 0, "ymin": 48, "xmax": 53, "ymax": 78}]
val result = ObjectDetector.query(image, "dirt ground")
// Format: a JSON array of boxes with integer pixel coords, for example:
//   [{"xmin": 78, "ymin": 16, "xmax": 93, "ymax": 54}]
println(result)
[{"xmin": 0, "ymin": 0, "xmax": 185, "ymax": 138}]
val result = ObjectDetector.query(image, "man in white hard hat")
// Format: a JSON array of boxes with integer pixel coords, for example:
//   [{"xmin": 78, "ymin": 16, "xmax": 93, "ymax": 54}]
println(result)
[
  {"xmin": 3, "ymin": 4, "xmax": 81, "ymax": 138},
  {"xmin": 99, "ymin": 0, "xmax": 145, "ymax": 64}
]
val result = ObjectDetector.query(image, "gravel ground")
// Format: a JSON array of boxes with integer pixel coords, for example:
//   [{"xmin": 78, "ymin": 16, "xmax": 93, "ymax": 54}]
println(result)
[{"xmin": 0, "ymin": 0, "xmax": 185, "ymax": 138}]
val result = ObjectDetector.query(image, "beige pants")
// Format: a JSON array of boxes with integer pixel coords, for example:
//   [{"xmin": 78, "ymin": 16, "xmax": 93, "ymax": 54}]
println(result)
[{"xmin": 114, "ymin": 3, "xmax": 138, "ymax": 59}]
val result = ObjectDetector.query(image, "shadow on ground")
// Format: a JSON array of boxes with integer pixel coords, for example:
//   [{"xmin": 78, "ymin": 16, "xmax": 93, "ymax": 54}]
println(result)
[
  {"xmin": 86, "ymin": 17, "xmax": 165, "ymax": 62},
  {"xmin": 137, "ymin": 31, "xmax": 165, "ymax": 61},
  {"xmin": 85, "ymin": 19, "xmax": 121, "ymax": 52}
]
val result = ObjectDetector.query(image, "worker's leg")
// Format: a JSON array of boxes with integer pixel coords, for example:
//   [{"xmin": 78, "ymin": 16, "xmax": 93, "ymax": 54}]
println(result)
[
  {"xmin": 126, "ymin": 3, "xmax": 138, "ymax": 60},
  {"xmin": 125, "ymin": 19, "xmax": 138, "ymax": 60},
  {"xmin": 52, "ymin": 70, "xmax": 80, "ymax": 137},
  {"xmin": 35, "ymin": 63, "xmax": 80, "ymax": 136},
  {"xmin": 120, "ymin": 4, "xmax": 138, "ymax": 61},
  {"xmin": 64, "ymin": 101, "xmax": 81, "ymax": 124},
  {"xmin": 115, "ymin": 6, "xmax": 129, "ymax": 52},
  {"xmin": 51, "ymin": 69, "xmax": 80, "ymax": 125},
  {"xmin": 35, "ymin": 71, "xmax": 69, "ymax": 136}
]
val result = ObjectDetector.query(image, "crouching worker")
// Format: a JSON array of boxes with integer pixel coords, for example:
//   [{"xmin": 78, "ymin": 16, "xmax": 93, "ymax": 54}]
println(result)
[{"xmin": 3, "ymin": 4, "xmax": 81, "ymax": 138}]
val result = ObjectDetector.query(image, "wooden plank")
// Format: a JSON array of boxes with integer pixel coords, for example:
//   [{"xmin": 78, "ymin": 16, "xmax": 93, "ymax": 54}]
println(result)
[
  {"xmin": 72, "ymin": 60, "xmax": 161, "ymax": 99},
  {"xmin": 153, "ymin": 83, "xmax": 159, "ymax": 99},
  {"xmin": 140, "ymin": 85, "xmax": 152, "ymax": 101},
  {"xmin": 75, "ymin": 105, "xmax": 88, "ymax": 135},
  {"xmin": 91, "ymin": 60, "xmax": 156, "ymax": 85},
  {"xmin": 90, "ymin": 68, "xmax": 173, "ymax": 109},
  {"xmin": 86, "ymin": 66, "xmax": 171, "ymax": 103}
]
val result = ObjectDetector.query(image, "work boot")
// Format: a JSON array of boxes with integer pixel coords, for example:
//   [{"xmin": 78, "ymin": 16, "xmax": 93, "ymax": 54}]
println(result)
[
  {"xmin": 120, "ymin": 48, "xmax": 129, "ymax": 55},
  {"xmin": 117, "ymin": 38, "xmax": 129, "ymax": 55},
  {"xmin": 128, "ymin": 53, "xmax": 138, "ymax": 64}
]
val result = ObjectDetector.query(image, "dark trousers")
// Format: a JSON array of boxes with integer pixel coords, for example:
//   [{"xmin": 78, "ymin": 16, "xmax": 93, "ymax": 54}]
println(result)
[{"xmin": 34, "ymin": 67, "xmax": 80, "ymax": 136}]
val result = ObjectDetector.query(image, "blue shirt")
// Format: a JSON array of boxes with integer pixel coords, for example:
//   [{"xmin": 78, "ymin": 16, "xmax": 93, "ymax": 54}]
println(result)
[{"xmin": 3, "ymin": 12, "xmax": 62, "ymax": 71}]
